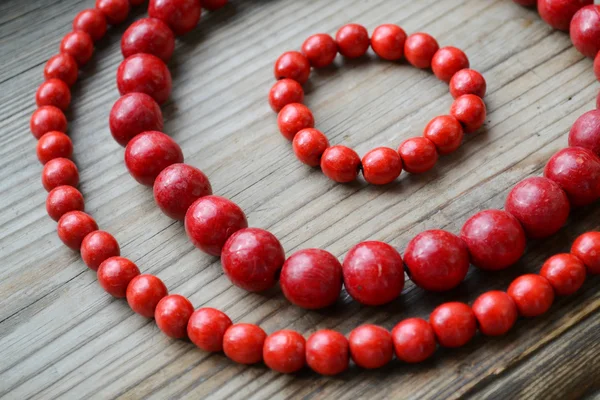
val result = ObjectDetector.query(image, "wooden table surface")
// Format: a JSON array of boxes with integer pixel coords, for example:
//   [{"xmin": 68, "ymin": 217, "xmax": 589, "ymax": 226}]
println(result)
[{"xmin": 1, "ymin": 0, "xmax": 599, "ymax": 398}]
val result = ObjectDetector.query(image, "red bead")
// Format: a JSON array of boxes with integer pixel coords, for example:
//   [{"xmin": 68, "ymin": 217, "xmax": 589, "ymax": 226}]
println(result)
[
  {"xmin": 36, "ymin": 79, "xmax": 71, "ymax": 111},
  {"xmin": 277, "ymin": 103, "xmax": 314, "ymax": 141},
  {"xmin": 391, "ymin": 318, "xmax": 436, "ymax": 363},
  {"xmin": 221, "ymin": 228, "xmax": 285, "ymax": 292},
  {"xmin": 97, "ymin": 256, "xmax": 140, "ymax": 297},
  {"xmin": 335, "ymin": 24, "xmax": 369, "ymax": 59},
  {"xmin": 124, "ymin": 131, "xmax": 183, "ymax": 186},
  {"xmin": 568, "ymin": 109, "xmax": 600, "ymax": 156},
  {"xmin": 292, "ymin": 128, "xmax": 329, "ymax": 167},
  {"xmin": 540, "ymin": 253, "xmax": 587, "ymax": 295},
  {"xmin": 595, "ymin": 52, "xmax": 600, "ymax": 81},
  {"xmin": 185, "ymin": 195, "xmax": 248, "ymax": 256},
  {"xmin": 42, "ymin": 158, "xmax": 79, "ymax": 191},
  {"xmin": 305, "ymin": 330, "xmax": 349, "ymax": 376},
  {"xmin": 222, "ymin": 323, "xmax": 267, "ymax": 365},
  {"xmin": 36, "ymin": 131, "xmax": 73, "ymax": 164},
  {"xmin": 121, "ymin": 18, "xmax": 175, "ymax": 62},
  {"xmin": 538, "ymin": 0, "xmax": 592, "ymax": 31},
  {"xmin": 472, "ymin": 291, "xmax": 518, "ymax": 336},
  {"xmin": 320, "ymin": 145, "xmax": 361, "ymax": 183},
  {"xmin": 450, "ymin": 94, "xmax": 486, "ymax": 133},
  {"xmin": 507, "ymin": 274, "xmax": 554, "ymax": 317},
  {"xmin": 544, "ymin": 147, "xmax": 600, "ymax": 206},
  {"xmin": 44, "ymin": 54, "xmax": 78, "ymax": 87},
  {"xmin": 423, "ymin": 115, "xmax": 464, "ymax": 155},
  {"xmin": 431, "ymin": 47, "xmax": 469, "ymax": 82},
  {"xmin": 404, "ymin": 32, "xmax": 439, "ymax": 69},
  {"xmin": 449, "ymin": 69, "xmax": 486, "ymax": 98},
  {"xmin": 460, "ymin": 209, "xmax": 526, "ymax": 271},
  {"xmin": 370, "ymin": 24, "xmax": 406, "ymax": 61},
  {"xmin": 570, "ymin": 5, "xmax": 600, "ymax": 57},
  {"xmin": 109, "ymin": 93, "xmax": 164, "ymax": 146},
  {"xmin": 348, "ymin": 325, "xmax": 393, "ymax": 369},
  {"xmin": 155, "ymin": 294, "xmax": 194, "ymax": 338},
  {"xmin": 149, "ymin": 0, "xmax": 202, "ymax": 36},
  {"xmin": 505, "ymin": 176, "xmax": 570, "ymax": 238},
  {"xmin": 301, "ymin": 33, "xmax": 337, "ymax": 68},
  {"xmin": 126, "ymin": 274, "xmax": 169, "ymax": 318},
  {"xmin": 361, "ymin": 147, "xmax": 403, "ymax": 185},
  {"xmin": 46, "ymin": 185, "xmax": 85, "ymax": 221},
  {"xmin": 404, "ymin": 229, "xmax": 470, "ymax": 292},
  {"xmin": 201, "ymin": 0, "xmax": 227, "ymax": 10},
  {"xmin": 57, "ymin": 211, "xmax": 98, "ymax": 250},
  {"xmin": 187, "ymin": 308, "xmax": 232, "ymax": 351},
  {"xmin": 80, "ymin": 230, "xmax": 120, "ymax": 271},
  {"xmin": 397, "ymin": 137, "xmax": 438, "ymax": 174},
  {"xmin": 60, "ymin": 31, "xmax": 94, "ymax": 66},
  {"xmin": 268, "ymin": 79, "xmax": 304, "ymax": 112},
  {"xmin": 571, "ymin": 231, "xmax": 600, "ymax": 274},
  {"xmin": 30, "ymin": 106, "xmax": 67, "ymax": 139},
  {"xmin": 96, "ymin": 0, "xmax": 130, "ymax": 25},
  {"xmin": 274, "ymin": 51, "xmax": 311, "ymax": 85},
  {"xmin": 263, "ymin": 330, "xmax": 306, "ymax": 373},
  {"xmin": 430, "ymin": 302, "xmax": 477, "ymax": 348},
  {"xmin": 73, "ymin": 9, "xmax": 107, "ymax": 42},
  {"xmin": 342, "ymin": 241, "xmax": 404, "ymax": 306},
  {"xmin": 280, "ymin": 248, "xmax": 342, "ymax": 309},
  {"xmin": 117, "ymin": 54, "xmax": 172, "ymax": 104}
]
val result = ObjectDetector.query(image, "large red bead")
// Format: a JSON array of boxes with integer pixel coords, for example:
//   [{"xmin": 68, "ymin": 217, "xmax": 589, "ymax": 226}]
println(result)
[
  {"xmin": 361, "ymin": 147, "xmax": 403, "ymax": 185},
  {"xmin": 540, "ymin": 253, "xmax": 587, "ymax": 295},
  {"xmin": 57, "ymin": 211, "xmax": 98, "ymax": 250},
  {"xmin": 60, "ymin": 31, "xmax": 94, "ymax": 66},
  {"xmin": 155, "ymin": 294, "xmax": 195, "ymax": 338},
  {"xmin": 472, "ymin": 291, "xmax": 518, "ymax": 336},
  {"xmin": 391, "ymin": 318, "xmax": 436, "ymax": 363},
  {"xmin": 126, "ymin": 274, "xmax": 169, "ymax": 318},
  {"xmin": 430, "ymin": 302, "xmax": 477, "ymax": 348},
  {"xmin": 292, "ymin": 128, "xmax": 329, "ymax": 167},
  {"xmin": 187, "ymin": 308, "xmax": 232, "ymax": 351},
  {"xmin": 450, "ymin": 94, "xmax": 486, "ymax": 133},
  {"xmin": 97, "ymin": 256, "xmax": 140, "ymax": 298},
  {"xmin": 36, "ymin": 79, "xmax": 71, "ymax": 111},
  {"xmin": 571, "ymin": 231, "xmax": 600, "ymax": 274},
  {"xmin": 109, "ymin": 93, "xmax": 164, "ymax": 146},
  {"xmin": 370, "ymin": 24, "xmax": 406, "ymax": 61},
  {"xmin": 538, "ymin": 0, "xmax": 592, "ymax": 31},
  {"xmin": 149, "ymin": 0, "xmax": 202, "ymax": 36},
  {"xmin": 36, "ymin": 131, "xmax": 73, "ymax": 164},
  {"xmin": 544, "ymin": 147, "xmax": 600, "ymax": 206},
  {"xmin": 46, "ymin": 185, "xmax": 84, "ymax": 221},
  {"xmin": 335, "ymin": 24, "xmax": 369, "ymax": 59},
  {"xmin": 397, "ymin": 137, "xmax": 438, "ymax": 174},
  {"xmin": 449, "ymin": 69, "xmax": 486, "ymax": 98},
  {"xmin": 423, "ymin": 115, "xmax": 464, "ymax": 155},
  {"xmin": 268, "ymin": 79, "xmax": 304, "ymax": 112},
  {"xmin": 44, "ymin": 54, "xmax": 78, "ymax": 87},
  {"xmin": 274, "ymin": 51, "xmax": 311, "ymax": 85},
  {"xmin": 320, "ymin": 145, "xmax": 361, "ymax": 183},
  {"xmin": 124, "ymin": 131, "xmax": 183, "ymax": 186},
  {"xmin": 301, "ymin": 33, "xmax": 337, "ymax": 68},
  {"xmin": 80, "ymin": 230, "xmax": 120, "ymax": 271},
  {"xmin": 342, "ymin": 241, "xmax": 404, "ymax": 306},
  {"xmin": 568, "ymin": 109, "xmax": 600, "ymax": 156},
  {"xmin": 42, "ymin": 158, "xmax": 79, "ymax": 191},
  {"xmin": 431, "ymin": 47, "xmax": 469, "ymax": 82},
  {"xmin": 404, "ymin": 32, "xmax": 439, "ymax": 69},
  {"xmin": 263, "ymin": 330, "xmax": 306, "ymax": 373},
  {"xmin": 305, "ymin": 330, "xmax": 349, "ymax": 376},
  {"xmin": 73, "ymin": 9, "xmax": 107, "ymax": 42},
  {"xmin": 30, "ymin": 106, "xmax": 67, "ymax": 139},
  {"xmin": 277, "ymin": 103, "xmax": 314, "ymax": 140},
  {"xmin": 121, "ymin": 18, "xmax": 175, "ymax": 62},
  {"xmin": 223, "ymin": 323, "xmax": 267, "ymax": 364},
  {"xmin": 348, "ymin": 325, "xmax": 393, "ymax": 369},
  {"xmin": 570, "ymin": 5, "xmax": 600, "ymax": 57},
  {"xmin": 507, "ymin": 274, "xmax": 554, "ymax": 317},
  {"xmin": 96, "ymin": 0, "xmax": 130, "ymax": 25},
  {"xmin": 117, "ymin": 54, "xmax": 172, "ymax": 104}
]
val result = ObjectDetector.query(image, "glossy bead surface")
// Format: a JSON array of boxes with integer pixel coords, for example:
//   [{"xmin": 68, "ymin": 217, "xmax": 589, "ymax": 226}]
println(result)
[
  {"xmin": 397, "ymin": 137, "xmax": 438, "ymax": 174},
  {"xmin": 274, "ymin": 51, "xmax": 310, "ymax": 84},
  {"xmin": 187, "ymin": 307, "xmax": 232, "ymax": 351},
  {"xmin": 540, "ymin": 253, "xmax": 587, "ymax": 295},
  {"xmin": 109, "ymin": 93, "xmax": 164, "ymax": 146},
  {"xmin": 36, "ymin": 79, "xmax": 71, "ymax": 111},
  {"xmin": 430, "ymin": 302, "xmax": 477, "ymax": 348},
  {"xmin": 42, "ymin": 158, "xmax": 79, "ymax": 191},
  {"xmin": 568, "ymin": 109, "xmax": 600, "ymax": 156},
  {"xmin": 450, "ymin": 94, "xmax": 486, "ymax": 133},
  {"xmin": 570, "ymin": 5, "xmax": 600, "ymax": 57},
  {"xmin": 117, "ymin": 54, "xmax": 172, "ymax": 104},
  {"xmin": 335, "ymin": 24, "xmax": 369, "ymax": 58},
  {"xmin": 292, "ymin": 128, "xmax": 329, "ymax": 167},
  {"xmin": 36, "ymin": 131, "xmax": 73, "ymax": 164},
  {"xmin": 121, "ymin": 18, "xmax": 175, "ymax": 62},
  {"xmin": 571, "ymin": 231, "xmax": 600, "ymax": 274},
  {"xmin": 472, "ymin": 291, "xmax": 518, "ymax": 336},
  {"xmin": 301, "ymin": 33, "xmax": 337, "ymax": 68},
  {"xmin": 404, "ymin": 229, "xmax": 470, "ymax": 292},
  {"xmin": 305, "ymin": 330, "xmax": 349, "ymax": 376},
  {"xmin": 370, "ymin": 24, "xmax": 406, "ymax": 61},
  {"xmin": 449, "ymin": 69, "xmax": 486, "ymax": 98},
  {"xmin": 80, "ymin": 230, "xmax": 120, "ymax": 271},
  {"xmin": 44, "ymin": 53, "xmax": 78, "ymax": 87},
  {"xmin": 57, "ymin": 211, "xmax": 98, "ymax": 250},
  {"xmin": 222, "ymin": 323, "xmax": 267, "ymax": 364},
  {"xmin": 268, "ymin": 79, "xmax": 304, "ymax": 112},
  {"xmin": 391, "ymin": 318, "xmax": 436, "ymax": 363},
  {"xmin": 46, "ymin": 185, "xmax": 84, "ymax": 221},
  {"xmin": 154, "ymin": 294, "xmax": 194, "ymax": 338},
  {"xmin": 30, "ymin": 106, "xmax": 67, "ymax": 139},
  {"xmin": 126, "ymin": 274, "xmax": 169, "ymax": 318},
  {"xmin": 320, "ymin": 145, "xmax": 361, "ymax": 183},
  {"xmin": 505, "ymin": 176, "xmax": 570, "ymax": 238},
  {"xmin": 221, "ymin": 228, "xmax": 285, "ymax": 292},
  {"xmin": 73, "ymin": 9, "xmax": 107, "ymax": 42},
  {"xmin": 460, "ymin": 209, "xmax": 526, "ymax": 271},
  {"xmin": 431, "ymin": 47, "xmax": 469, "ymax": 82},
  {"xmin": 423, "ymin": 115, "xmax": 464, "ymax": 155},
  {"xmin": 201, "ymin": 0, "xmax": 227, "ymax": 10},
  {"xmin": 124, "ymin": 131, "xmax": 183, "ymax": 186},
  {"xmin": 507, "ymin": 274, "xmax": 554, "ymax": 317},
  {"xmin": 96, "ymin": 0, "xmax": 130, "ymax": 25},
  {"xmin": 263, "ymin": 330, "xmax": 306, "ymax": 373},
  {"xmin": 404, "ymin": 32, "xmax": 439, "ymax": 69},
  {"xmin": 149, "ymin": 0, "xmax": 202, "ymax": 36},
  {"xmin": 277, "ymin": 103, "xmax": 314, "ymax": 141},
  {"xmin": 97, "ymin": 256, "xmax": 140, "ymax": 297},
  {"xmin": 280, "ymin": 248, "xmax": 343, "ymax": 309},
  {"xmin": 185, "ymin": 195, "xmax": 248, "ymax": 256},
  {"xmin": 361, "ymin": 147, "xmax": 403, "ymax": 185},
  {"xmin": 342, "ymin": 241, "xmax": 404, "ymax": 305},
  {"xmin": 60, "ymin": 31, "xmax": 94, "ymax": 66},
  {"xmin": 348, "ymin": 325, "xmax": 393, "ymax": 369},
  {"xmin": 538, "ymin": 0, "xmax": 592, "ymax": 31}
]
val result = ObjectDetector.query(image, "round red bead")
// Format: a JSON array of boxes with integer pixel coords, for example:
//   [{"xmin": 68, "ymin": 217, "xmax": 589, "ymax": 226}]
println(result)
[
  {"xmin": 187, "ymin": 307, "xmax": 232, "ymax": 352},
  {"xmin": 361, "ymin": 147, "xmax": 403, "ymax": 185},
  {"xmin": 570, "ymin": 5, "xmax": 600, "ymax": 57},
  {"xmin": 97, "ymin": 256, "xmax": 141, "ymax": 298},
  {"xmin": 46, "ymin": 185, "xmax": 85, "ymax": 221},
  {"xmin": 126, "ymin": 274, "xmax": 169, "ymax": 318},
  {"xmin": 449, "ymin": 69, "xmax": 486, "ymax": 98},
  {"xmin": 540, "ymin": 253, "xmax": 587, "ymax": 295},
  {"xmin": 370, "ymin": 24, "xmax": 406, "ymax": 61},
  {"xmin": 472, "ymin": 291, "xmax": 518, "ymax": 336},
  {"xmin": 430, "ymin": 302, "xmax": 477, "ymax": 348},
  {"xmin": 222, "ymin": 323, "xmax": 267, "ymax": 365},
  {"xmin": 36, "ymin": 79, "xmax": 71, "ymax": 111},
  {"xmin": 507, "ymin": 274, "xmax": 554, "ymax": 317},
  {"xmin": 42, "ymin": 158, "xmax": 79, "ymax": 191},
  {"xmin": 301, "ymin": 33, "xmax": 337, "ymax": 68},
  {"xmin": 117, "ymin": 54, "xmax": 172, "ymax": 104},
  {"xmin": 121, "ymin": 18, "xmax": 175, "ymax": 62},
  {"xmin": 81, "ymin": 230, "xmax": 120, "ymax": 271},
  {"xmin": 404, "ymin": 32, "xmax": 439, "ymax": 69},
  {"xmin": 538, "ymin": 0, "xmax": 592, "ymax": 31},
  {"xmin": 60, "ymin": 31, "xmax": 94, "ymax": 66},
  {"xmin": 263, "ymin": 330, "xmax": 306, "ymax": 373},
  {"xmin": 335, "ymin": 24, "xmax": 369, "ymax": 59},
  {"xmin": 268, "ymin": 79, "xmax": 304, "ymax": 112},
  {"xmin": 149, "ymin": 0, "xmax": 202, "ymax": 36},
  {"xmin": 44, "ymin": 53, "xmax": 78, "ymax": 87},
  {"xmin": 109, "ymin": 93, "xmax": 164, "ymax": 147},
  {"xmin": 96, "ymin": 0, "xmax": 130, "ymax": 25},
  {"xmin": 154, "ymin": 294, "xmax": 195, "ymax": 338},
  {"xmin": 423, "ymin": 115, "xmax": 464, "ymax": 155},
  {"xmin": 450, "ymin": 94, "xmax": 486, "ymax": 133},
  {"xmin": 277, "ymin": 103, "xmax": 314, "ymax": 141},
  {"xmin": 124, "ymin": 131, "xmax": 183, "ymax": 186},
  {"xmin": 274, "ymin": 51, "xmax": 311, "ymax": 85},
  {"xmin": 397, "ymin": 137, "xmax": 438, "ymax": 174},
  {"xmin": 292, "ymin": 128, "xmax": 329, "ymax": 167},
  {"xmin": 431, "ymin": 47, "xmax": 469, "ymax": 83},
  {"xmin": 568, "ymin": 109, "xmax": 600, "ymax": 156},
  {"xmin": 320, "ymin": 145, "xmax": 361, "ymax": 183},
  {"xmin": 391, "ymin": 318, "xmax": 436, "ymax": 363},
  {"xmin": 73, "ymin": 9, "xmax": 107, "ymax": 42},
  {"xmin": 201, "ymin": 0, "xmax": 227, "ymax": 10},
  {"xmin": 305, "ymin": 330, "xmax": 349, "ymax": 376},
  {"xmin": 30, "ymin": 106, "xmax": 67, "ymax": 139},
  {"xmin": 36, "ymin": 131, "xmax": 73, "ymax": 165},
  {"xmin": 348, "ymin": 324, "xmax": 393, "ymax": 369},
  {"xmin": 57, "ymin": 211, "xmax": 98, "ymax": 250},
  {"xmin": 571, "ymin": 231, "xmax": 600, "ymax": 274}
]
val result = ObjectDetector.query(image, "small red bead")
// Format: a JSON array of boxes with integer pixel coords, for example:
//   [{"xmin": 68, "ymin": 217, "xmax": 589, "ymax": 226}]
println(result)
[
  {"xmin": 570, "ymin": 5, "xmax": 600, "ymax": 57},
  {"xmin": 274, "ymin": 51, "xmax": 311, "ymax": 85},
  {"xmin": 263, "ymin": 330, "xmax": 306, "ymax": 373},
  {"xmin": 124, "ymin": 131, "xmax": 183, "ymax": 186},
  {"xmin": 391, "ymin": 318, "xmax": 436, "ymax": 363},
  {"xmin": 149, "ymin": 0, "xmax": 202, "ymax": 36},
  {"xmin": 201, "ymin": 0, "xmax": 227, "ymax": 10},
  {"xmin": 42, "ymin": 158, "xmax": 79, "ymax": 191},
  {"xmin": 370, "ymin": 24, "xmax": 406, "ymax": 61},
  {"xmin": 460, "ymin": 209, "xmax": 526, "ymax": 271},
  {"xmin": 109, "ymin": 93, "xmax": 164, "ymax": 147},
  {"xmin": 221, "ymin": 228, "xmax": 285, "ymax": 292},
  {"xmin": 155, "ymin": 294, "xmax": 195, "ymax": 338},
  {"xmin": 96, "ymin": 0, "xmax": 130, "ymax": 25},
  {"xmin": 277, "ymin": 103, "xmax": 314, "ymax": 141},
  {"xmin": 449, "ymin": 69, "xmax": 486, "ymax": 98},
  {"xmin": 342, "ymin": 241, "xmax": 404, "ymax": 306},
  {"xmin": 335, "ymin": 24, "xmax": 369, "ymax": 59},
  {"xmin": 450, "ymin": 94, "xmax": 486, "ymax": 133},
  {"xmin": 223, "ymin": 323, "xmax": 267, "ymax": 365},
  {"xmin": 320, "ymin": 145, "xmax": 361, "ymax": 183},
  {"xmin": 73, "ymin": 9, "xmax": 108, "ymax": 42},
  {"xmin": 80, "ymin": 230, "xmax": 120, "ymax": 271},
  {"xmin": 348, "ymin": 324, "xmax": 393, "ymax": 369},
  {"xmin": 571, "ymin": 231, "xmax": 600, "ymax": 274},
  {"xmin": 568, "ymin": 109, "xmax": 600, "ymax": 156},
  {"xmin": 121, "ymin": 18, "xmax": 175, "ymax": 62},
  {"xmin": 301, "ymin": 33, "xmax": 338, "ymax": 68},
  {"xmin": 36, "ymin": 131, "xmax": 73, "ymax": 164},
  {"xmin": 44, "ymin": 54, "xmax": 78, "ymax": 87},
  {"xmin": 60, "ymin": 31, "xmax": 94, "ymax": 66},
  {"xmin": 540, "ymin": 253, "xmax": 587, "ymax": 295},
  {"xmin": 187, "ymin": 308, "xmax": 232, "ymax": 351},
  {"xmin": 507, "ymin": 274, "xmax": 554, "ymax": 317},
  {"xmin": 305, "ymin": 330, "xmax": 349, "ymax": 376},
  {"xmin": 538, "ymin": 0, "xmax": 592, "ymax": 31},
  {"xmin": 97, "ymin": 256, "xmax": 141, "ymax": 297},
  {"xmin": 57, "ymin": 211, "xmax": 98, "ymax": 250},
  {"xmin": 397, "ymin": 137, "xmax": 438, "ymax": 174},
  {"xmin": 36, "ymin": 79, "xmax": 71, "ymax": 111},
  {"xmin": 472, "ymin": 291, "xmax": 518, "ymax": 336},
  {"xmin": 292, "ymin": 128, "xmax": 329, "ymax": 167},
  {"xmin": 431, "ymin": 47, "xmax": 469, "ymax": 83},
  {"xmin": 404, "ymin": 229, "xmax": 470, "ymax": 292},
  {"xmin": 430, "ymin": 302, "xmax": 477, "ymax": 348},
  {"xmin": 404, "ymin": 32, "xmax": 439, "ymax": 69},
  {"xmin": 30, "ymin": 106, "xmax": 67, "ymax": 139},
  {"xmin": 46, "ymin": 185, "xmax": 85, "ymax": 221},
  {"xmin": 117, "ymin": 54, "xmax": 172, "ymax": 104},
  {"xmin": 361, "ymin": 147, "xmax": 402, "ymax": 185},
  {"xmin": 185, "ymin": 195, "xmax": 248, "ymax": 256},
  {"xmin": 423, "ymin": 115, "xmax": 464, "ymax": 155},
  {"xmin": 268, "ymin": 79, "xmax": 304, "ymax": 112},
  {"xmin": 280, "ymin": 248, "xmax": 342, "ymax": 309},
  {"xmin": 126, "ymin": 274, "xmax": 169, "ymax": 318}
]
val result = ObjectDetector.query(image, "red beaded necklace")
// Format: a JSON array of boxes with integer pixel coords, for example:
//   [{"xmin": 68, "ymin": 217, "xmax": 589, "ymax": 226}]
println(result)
[{"xmin": 32, "ymin": 0, "xmax": 600, "ymax": 376}]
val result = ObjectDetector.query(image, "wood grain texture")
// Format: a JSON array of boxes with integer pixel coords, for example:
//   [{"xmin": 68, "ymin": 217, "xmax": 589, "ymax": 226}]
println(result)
[{"xmin": 1, "ymin": 0, "xmax": 599, "ymax": 398}]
